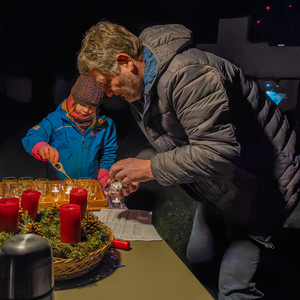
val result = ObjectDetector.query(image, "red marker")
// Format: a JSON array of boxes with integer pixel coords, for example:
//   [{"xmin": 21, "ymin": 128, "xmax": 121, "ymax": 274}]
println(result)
[{"xmin": 111, "ymin": 239, "xmax": 130, "ymax": 250}]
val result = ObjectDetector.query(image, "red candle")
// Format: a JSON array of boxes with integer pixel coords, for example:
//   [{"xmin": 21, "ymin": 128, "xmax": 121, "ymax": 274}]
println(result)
[
  {"xmin": 0, "ymin": 197, "xmax": 19, "ymax": 233},
  {"xmin": 21, "ymin": 189, "xmax": 41, "ymax": 221},
  {"xmin": 69, "ymin": 188, "xmax": 88, "ymax": 219},
  {"xmin": 60, "ymin": 204, "xmax": 81, "ymax": 244}
]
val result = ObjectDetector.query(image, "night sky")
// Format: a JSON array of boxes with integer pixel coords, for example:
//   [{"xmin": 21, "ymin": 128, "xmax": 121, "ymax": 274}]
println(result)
[
  {"xmin": 1, "ymin": 0, "xmax": 299, "ymax": 79},
  {"xmin": 0, "ymin": 0, "xmax": 299, "ymax": 120}
]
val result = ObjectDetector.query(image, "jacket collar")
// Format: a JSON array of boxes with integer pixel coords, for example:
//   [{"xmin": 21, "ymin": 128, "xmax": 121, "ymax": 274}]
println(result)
[
  {"xmin": 61, "ymin": 99, "xmax": 106, "ymax": 127},
  {"xmin": 61, "ymin": 99, "xmax": 71, "ymax": 119},
  {"xmin": 143, "ymin": 46, "xmax": 158, "ymax": 94},
  {"xmin": 96, "ymin": 116, "xmax": 107, "ymax": 126}
]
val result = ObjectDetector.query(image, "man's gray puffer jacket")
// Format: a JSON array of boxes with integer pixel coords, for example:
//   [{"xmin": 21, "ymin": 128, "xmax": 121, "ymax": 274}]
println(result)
[{"xmin": 132, "ymin": 24, "xmax": 300, "ymax": 238}]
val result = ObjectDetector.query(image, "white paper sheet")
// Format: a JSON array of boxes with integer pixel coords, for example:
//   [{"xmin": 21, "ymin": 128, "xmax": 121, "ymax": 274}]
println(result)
[{"xmin": 94, "ymin": 209, "xmax": 162, "ymax": 241}]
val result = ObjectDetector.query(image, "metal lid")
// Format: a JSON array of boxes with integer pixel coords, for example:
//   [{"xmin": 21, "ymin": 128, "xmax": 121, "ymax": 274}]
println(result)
[{"xmin": 0, "ymin": 234, "xmax": 54, "ymax": 299}]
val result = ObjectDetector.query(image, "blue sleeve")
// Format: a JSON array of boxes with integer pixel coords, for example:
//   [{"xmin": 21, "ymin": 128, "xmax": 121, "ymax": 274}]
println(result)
[
  {"xmin": 22, "ymin": 117, "xmax": 54, "ymax": 155},
  {"xmin": 98, "ymin": 118, "xmax": 117, "ymax": 170}
]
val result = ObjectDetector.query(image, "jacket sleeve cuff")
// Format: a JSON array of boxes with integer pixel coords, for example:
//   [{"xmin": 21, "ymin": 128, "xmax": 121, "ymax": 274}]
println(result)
[
  {"xmin": 135, "ymin": 147, "xmax": 156, "ymax": 159},
  {"xmin": 32, "ymin": 142, "xmax": 51, "ymax": 161},
  {"xmin": 97, "ymin": 168, "xmax": 110, "ymax": 188}
]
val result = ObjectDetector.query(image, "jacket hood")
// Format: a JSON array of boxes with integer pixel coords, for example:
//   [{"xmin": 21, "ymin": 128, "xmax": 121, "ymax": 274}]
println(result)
[{"xmin": 139, "ymin": 24, "xmax": 193, "ymax": 77}]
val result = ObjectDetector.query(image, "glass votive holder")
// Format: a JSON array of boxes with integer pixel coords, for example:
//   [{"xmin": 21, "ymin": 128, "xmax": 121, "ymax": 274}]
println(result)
[
  {"xmin": 34, "ymin": 178, "xmax": 49, "ymax": 197},
  {"xmin": 78, "ymin": 177, "xmax": 92, "ymax": 199},
  {"xmin": 18, "ymin": 177, "xmax": 33, "ymax": 184},
  {"xmin": 2, "ymin": 183, "xmax": 20, "ymax": 199},
  {"xmin": 2, "ymin": 177, "xmax": 18, "ymax": 186},
  {"xmin": 18, "ymin": 176, "xmax": 33, "ymax": 190},
  {"xmin": 18, "ymin": 177, "xmax": 33, "ymax": 199},
  {"xmin": 62, "ymin": 180, "xmax": 77, "ymax": 199},
  {"xmin": 84, "ymin": 180, "xmax": 95, "ymax": 201},
  {"xmin": 110, "ymin": 181, "xmax": 123, "ymax": 193},
  {"xmin": 109, "ymin": 181, "xmax": 124, "ymax": 208},
  {"xmin": 50, "ymin": 183, "xmax": 62, "ymax": 197},
  {"xmin": 0, "ymin": 183, "xmax": 3, "ymax": 199},
  {"xmin": 78, "ymin": 177, "xmax": 92, "ymax": 189},
  {"xmin": 110, "ymin": 195, "xmax": 125, "ymax": 208}
]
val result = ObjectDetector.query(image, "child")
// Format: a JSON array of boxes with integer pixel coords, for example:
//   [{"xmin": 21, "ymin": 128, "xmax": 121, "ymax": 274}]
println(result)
[{"xmin": 22, "ymin": 75, "xmax": 117, "ymax": 188}]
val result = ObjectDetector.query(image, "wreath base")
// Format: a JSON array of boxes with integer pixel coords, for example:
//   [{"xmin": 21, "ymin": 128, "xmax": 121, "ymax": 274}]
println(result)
[{"xmin": 53, "ymin": 226, "xmax": 114, "ymax": 281}]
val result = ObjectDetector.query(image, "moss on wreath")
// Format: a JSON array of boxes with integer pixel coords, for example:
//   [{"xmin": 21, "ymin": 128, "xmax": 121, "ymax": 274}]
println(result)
[
  {"xmin": 0, "ymin": 232, "xmax": 14, "ymax": 247},
  {"xmin": 0, "ymin": 204, "xmax": 111, "ymax": 260}
]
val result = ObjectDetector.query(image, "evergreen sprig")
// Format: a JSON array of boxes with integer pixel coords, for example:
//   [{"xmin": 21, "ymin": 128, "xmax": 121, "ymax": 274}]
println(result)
[
  {"xmin": 1, "ymin": 205, "xmax": 110, "ymax": 260},
  {"xmin": 0, "ymin": 232, "xmax": 14, "ymax": 247}
]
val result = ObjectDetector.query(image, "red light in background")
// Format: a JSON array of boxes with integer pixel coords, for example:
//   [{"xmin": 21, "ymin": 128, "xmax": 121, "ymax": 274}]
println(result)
[
  {"xmin": 266, "ymin": 6, "xmax": 271, "ymax": 10},
  {"xmin": 257, "ymin": 20, "xmax": 261, "ymax": 24},
  {"xmin": 289, "ymin": 5, "xmax": 292, "ymax": 8}
]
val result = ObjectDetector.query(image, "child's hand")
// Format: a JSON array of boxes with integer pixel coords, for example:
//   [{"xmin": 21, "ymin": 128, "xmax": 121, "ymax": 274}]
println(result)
[
  {"xmin": 39, "ymin": 147, "xmax": 59, "ymax": 164},
  {"xmin": 97, "ymin": 169, "xmax": 110, "ymax": 188},
  {"xmin": 98, "ymin": 175, "xmax": 110, "ymax": 188}
]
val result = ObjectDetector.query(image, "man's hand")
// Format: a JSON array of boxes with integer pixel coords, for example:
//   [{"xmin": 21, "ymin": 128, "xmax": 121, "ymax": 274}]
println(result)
[
  {"xmin": 39, "ymin": 147, "xmax": 59, "ymax": 164},
  {"xmin": 109, "ymin": 158, "xmax": 155, "ymax": 186}
]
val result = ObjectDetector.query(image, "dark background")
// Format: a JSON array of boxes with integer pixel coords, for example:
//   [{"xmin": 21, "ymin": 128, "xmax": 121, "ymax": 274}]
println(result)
[
  {"xmin": 1, "ymin": 0, "xmax": 299, "ymax": 140},
  {"xmin": 0, "ymin": 2, "xmax": 300, "ymax": 299}
]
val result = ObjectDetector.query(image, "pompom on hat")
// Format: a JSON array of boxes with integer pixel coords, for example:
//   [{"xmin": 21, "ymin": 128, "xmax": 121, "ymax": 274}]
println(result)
[{"xmin": 71, "ymin": 75, "xmax": 104, "ymax": 107}]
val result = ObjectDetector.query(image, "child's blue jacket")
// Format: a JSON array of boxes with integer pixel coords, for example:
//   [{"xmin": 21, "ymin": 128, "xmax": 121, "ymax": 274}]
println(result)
[{"xmin": 22, "ymin": 99, "xmax": 117, "ymax": 180}]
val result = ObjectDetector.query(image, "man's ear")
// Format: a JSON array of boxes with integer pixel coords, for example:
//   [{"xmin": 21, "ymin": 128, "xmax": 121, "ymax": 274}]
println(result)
[{"xmin": 116, "ymin": 53, "xmax": 135, "ymax": 71}]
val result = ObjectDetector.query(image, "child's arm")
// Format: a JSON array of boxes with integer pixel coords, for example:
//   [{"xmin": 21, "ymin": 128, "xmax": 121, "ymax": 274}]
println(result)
[
  {"xmin": 97, "ymin": 168, "xmax": 110, "ymax": 188},
  {"xmin": 97, "ymin": 119, "xmax": 117, "ymax": 188},
  {"xmin": 22, "ymin": 117, "xmax": 59, "ymax": 163}
]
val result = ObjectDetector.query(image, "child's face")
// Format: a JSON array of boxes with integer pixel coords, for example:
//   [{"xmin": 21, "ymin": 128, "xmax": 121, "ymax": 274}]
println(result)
[{"xmin": 74, "ymin": 103, "xmax": 96, "ymax": 116}]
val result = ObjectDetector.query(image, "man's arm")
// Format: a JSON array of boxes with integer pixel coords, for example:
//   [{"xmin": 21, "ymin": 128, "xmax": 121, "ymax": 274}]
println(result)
[{"xmin": 150, "ymin": 62, "xmax": 241, "ymax": 186}]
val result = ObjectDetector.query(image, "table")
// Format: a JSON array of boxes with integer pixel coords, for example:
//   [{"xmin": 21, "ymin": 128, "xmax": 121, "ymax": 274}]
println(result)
[{"xmin": 54, "ymin": 240, "xmax": 214, "ymax": 300}]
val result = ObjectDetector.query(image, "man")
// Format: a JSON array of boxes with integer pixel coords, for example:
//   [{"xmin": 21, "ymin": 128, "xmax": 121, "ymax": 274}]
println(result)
[{"xmin": 77, "ymin": 21, "xmax": 300, "ymax": 299}]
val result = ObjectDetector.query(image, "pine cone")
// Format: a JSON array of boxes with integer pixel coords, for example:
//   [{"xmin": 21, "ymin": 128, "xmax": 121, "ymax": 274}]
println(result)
[
  {"xmin": 24, "ymin": 222, "xmax": 44, "ymax": 237},
  {"xmin": 49, "ymin": 203, "xmax": 60, "ymax": 213},
  {"xmin": 19, "ymin": 206, "xmax": 24, "ymax": 222},
  {"xmin": 81, "ymin": 211, "xmax": 101, "ymax": 236}
]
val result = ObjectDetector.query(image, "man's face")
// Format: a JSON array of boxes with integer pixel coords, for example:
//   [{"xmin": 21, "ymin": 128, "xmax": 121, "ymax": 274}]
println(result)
[{"xmin": 89, "ymin": 67, "xmax": 144, "ymax": 102}]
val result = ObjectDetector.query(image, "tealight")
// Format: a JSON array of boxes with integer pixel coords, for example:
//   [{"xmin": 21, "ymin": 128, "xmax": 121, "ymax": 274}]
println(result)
[{"xmin": 50, "ymin": 184, "xmax": 61, "ymax": 197}]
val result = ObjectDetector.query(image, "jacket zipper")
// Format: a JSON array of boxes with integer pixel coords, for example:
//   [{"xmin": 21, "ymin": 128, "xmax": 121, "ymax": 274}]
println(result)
[
  {"xmin": 82, "ymin": 136, "xmax": 86, "ymax": 149},
  {"xmin": 130, "ymin": 93, "xmax": 158, "ymax": 150}
]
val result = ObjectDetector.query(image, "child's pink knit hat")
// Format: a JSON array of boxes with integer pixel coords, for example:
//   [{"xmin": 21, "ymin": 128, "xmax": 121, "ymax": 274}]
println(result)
[{"xmin": 71, "ymin": 75, "xmax": 104, "ymax": 107}]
